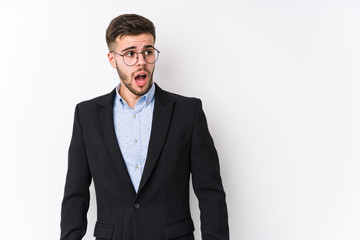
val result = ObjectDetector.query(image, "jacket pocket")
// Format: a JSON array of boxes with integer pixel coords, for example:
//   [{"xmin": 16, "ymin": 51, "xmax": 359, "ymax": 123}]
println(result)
[
  {"xmin": 162, "ymin": 219, "xmax": 194, "ymax": 239},
  {"xmin": 93, "ymin": 222, "xmax": 114, "ymax": 239}
]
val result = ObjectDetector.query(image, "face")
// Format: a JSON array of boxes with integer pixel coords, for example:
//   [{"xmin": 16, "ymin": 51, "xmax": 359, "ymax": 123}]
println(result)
[{"xmin": 108, "ymin": 33, "xmax": 156, "ymax": 98}]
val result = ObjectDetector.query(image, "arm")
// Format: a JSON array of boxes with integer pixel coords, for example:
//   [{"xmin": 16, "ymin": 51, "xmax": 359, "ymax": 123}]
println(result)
[
  {"xmin": 60, "ymin": 104, "xmax": 92, "ymax": 240},
  {"xmin": 191, "ymin": 99, "xmax": 229, "ymax": 240}
]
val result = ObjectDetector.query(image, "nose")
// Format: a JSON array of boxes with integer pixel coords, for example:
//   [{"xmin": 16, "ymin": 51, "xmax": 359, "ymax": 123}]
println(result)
[{"xmin": 137, "ymin": 52, "xmax": 147, "ymax": 66}]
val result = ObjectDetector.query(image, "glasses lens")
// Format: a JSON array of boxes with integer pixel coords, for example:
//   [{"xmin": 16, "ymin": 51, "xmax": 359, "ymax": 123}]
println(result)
[
  {"xmin": 144, "ymin": 49, "xmax": 159, "ymax": 64},
  {"xmin": 123, "ymin": 52, "xmax": 138, "ymax": 66}
]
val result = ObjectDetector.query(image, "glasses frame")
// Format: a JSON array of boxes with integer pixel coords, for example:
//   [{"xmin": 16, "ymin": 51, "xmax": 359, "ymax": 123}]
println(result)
[{"xmin": 110, "ymin": 48, "xmax": 160, "ymax": 66}]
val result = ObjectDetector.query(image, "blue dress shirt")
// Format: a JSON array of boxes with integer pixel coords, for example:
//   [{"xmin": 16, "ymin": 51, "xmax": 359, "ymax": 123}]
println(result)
[{"xmin": 113, "ymin": 83, "xmax": 155, "ymax": 192}]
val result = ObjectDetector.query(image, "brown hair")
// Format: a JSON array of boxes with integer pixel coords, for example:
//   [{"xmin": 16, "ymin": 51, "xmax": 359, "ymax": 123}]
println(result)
[{"xmin": 106, "ymin": 14, "xmax": 156, "ymax": 50}]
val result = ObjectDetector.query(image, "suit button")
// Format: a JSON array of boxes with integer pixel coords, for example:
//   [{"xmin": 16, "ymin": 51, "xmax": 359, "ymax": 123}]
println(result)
[{"xmin": 134, "ymin": 203, "xmax": 140, "ymax": 209}]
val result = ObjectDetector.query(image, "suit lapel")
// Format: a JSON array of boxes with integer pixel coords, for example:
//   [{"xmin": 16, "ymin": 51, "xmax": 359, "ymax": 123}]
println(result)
[
  {"xmin": 97, "ymin": 84, "xmax": 173, "ymax": 196},
  {"xmin": 97, "ymin": 88, "xmax": 136, "ymax": 194},
  {"xmin": 138, "ymin": 83, "xmax": 173, "ymax": 194}
]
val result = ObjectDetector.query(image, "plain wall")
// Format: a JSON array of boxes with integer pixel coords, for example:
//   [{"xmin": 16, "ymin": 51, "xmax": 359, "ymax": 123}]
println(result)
[{"xmin": 0, "ymin": 0, "xmax": 359, "ymax": 239}]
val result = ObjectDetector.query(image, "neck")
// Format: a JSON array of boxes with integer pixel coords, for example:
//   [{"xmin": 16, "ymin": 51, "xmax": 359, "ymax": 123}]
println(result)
[{"xmin": 119, "ymin": 86, "xmax": 141, "ymax": 109}]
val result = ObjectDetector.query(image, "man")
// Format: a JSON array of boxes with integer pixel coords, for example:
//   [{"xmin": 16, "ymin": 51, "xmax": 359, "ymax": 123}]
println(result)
[{"xmin": 60, "ymin": 14, "xmax": 229, "ymax": 240}]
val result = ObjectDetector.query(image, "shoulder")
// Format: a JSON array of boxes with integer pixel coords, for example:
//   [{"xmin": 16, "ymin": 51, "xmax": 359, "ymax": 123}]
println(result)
[
  {"xmin": 158, "ymin": 86, "xmax": 204, "ymax": 117},
  {"xmin": 164, "ymin": 89, "xmax": 198, "ymax": 103},
  {"xmin": 157, "ymin": 84, "xmax": 201, "ymax": 107},
  {"xmin": 74, "ymin": 88, "xmax": 116, "ymax": 113}
]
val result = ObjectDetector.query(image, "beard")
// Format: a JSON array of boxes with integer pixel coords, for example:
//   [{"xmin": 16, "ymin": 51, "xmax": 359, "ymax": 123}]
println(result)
[{"xmin": 115, "ymin": 61, "xmax": 154, "ymax": 97}]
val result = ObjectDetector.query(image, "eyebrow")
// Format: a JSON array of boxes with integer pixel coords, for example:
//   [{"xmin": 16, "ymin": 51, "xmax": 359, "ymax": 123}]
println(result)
[
  {"xmin": 120, "ymin": 46, "xmax": 136, "ymax": 53},
  {"xmin": 120, "ymin": 45, "xmax": 155, "ymax": 53},
  {"xmin": 144, "ymin": 45, "xmax": 155, "ymax": 49}
]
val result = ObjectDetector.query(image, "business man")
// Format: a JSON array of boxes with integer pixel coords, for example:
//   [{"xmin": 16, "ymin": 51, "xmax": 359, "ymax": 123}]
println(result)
[{"xmin": 60, "ymin": 14, "xmax": 229, "ymax": 240}]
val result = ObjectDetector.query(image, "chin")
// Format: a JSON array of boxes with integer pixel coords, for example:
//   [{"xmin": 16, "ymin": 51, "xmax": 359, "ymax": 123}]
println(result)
[{"xmin": 132, "ymin": 80, "xmax": 152, "ymax": 96}]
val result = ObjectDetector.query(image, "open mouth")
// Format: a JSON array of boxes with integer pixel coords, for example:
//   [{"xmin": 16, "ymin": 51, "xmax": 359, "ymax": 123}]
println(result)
[{"xmin": 134, "ymin": 72, "xmax": 148, "ymax": 86}]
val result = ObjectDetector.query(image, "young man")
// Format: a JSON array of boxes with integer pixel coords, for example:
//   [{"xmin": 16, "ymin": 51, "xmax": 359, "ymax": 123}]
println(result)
[{"xmin": 60, "ymin": 14, "xmax": 229, "ymax": 240}]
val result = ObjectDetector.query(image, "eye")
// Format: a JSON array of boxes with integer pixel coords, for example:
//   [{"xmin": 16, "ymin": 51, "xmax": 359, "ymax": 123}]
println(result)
[
  {"xmin": 124, "ymin": 51, "xmax": 135, "ymax": 57},
  {"xmin": 144, "ymin": 49, "xmax": 154, "ymax": 56}
]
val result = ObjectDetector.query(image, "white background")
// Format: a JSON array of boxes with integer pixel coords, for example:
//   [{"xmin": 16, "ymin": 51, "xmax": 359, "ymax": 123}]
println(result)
[{"xmin": 0, "ymin": 0, "xmax": 359, "ymax": 239}]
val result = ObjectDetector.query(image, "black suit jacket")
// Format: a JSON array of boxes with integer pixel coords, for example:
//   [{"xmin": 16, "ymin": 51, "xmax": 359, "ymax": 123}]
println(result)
[{"xmin": 60, "ymin": 83, "xmax": 229, "ymax": 240}]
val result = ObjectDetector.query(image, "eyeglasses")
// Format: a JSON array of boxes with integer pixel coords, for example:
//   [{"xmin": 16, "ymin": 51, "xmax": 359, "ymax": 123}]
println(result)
[{"xmin": 110, "ymin": 48, "xmax": 160, "ymax": 66}]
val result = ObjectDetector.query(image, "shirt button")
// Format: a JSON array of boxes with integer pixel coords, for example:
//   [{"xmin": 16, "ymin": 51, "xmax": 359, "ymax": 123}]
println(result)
[
  {"xmin": 135, "ymin": 139, "xmax": 138, "ymax": 143},
  {"xmin": 133, "ymin": 115, "xmax": 136, "ymax": 118},
  {"xmin": 134, "ymin": 203, "xmax": 140, "ymax": 209},
  {"xmin": 135, "ymin": 165, "xmax": 139, "ymax": 169}
]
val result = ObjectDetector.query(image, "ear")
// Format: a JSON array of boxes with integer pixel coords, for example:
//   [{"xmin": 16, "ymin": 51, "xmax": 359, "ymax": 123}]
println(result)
[{"xmin": 108, "ymin": 52, "xmax": 117, "ymax": 68}]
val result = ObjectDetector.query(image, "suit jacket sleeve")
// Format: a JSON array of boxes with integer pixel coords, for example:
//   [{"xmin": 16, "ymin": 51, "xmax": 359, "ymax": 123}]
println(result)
[
  {"xmin": 60, "ymin": 104, "xmax": 92, "ymax": 240},
  {"xmin": 190, "ymin": 99, "xmax": 230, "ymax": 240}
]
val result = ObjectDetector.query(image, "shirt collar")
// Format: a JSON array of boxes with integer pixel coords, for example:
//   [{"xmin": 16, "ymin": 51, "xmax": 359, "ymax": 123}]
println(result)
[{"xmin": 115, "ymin": 82, "xmax": 156, "ymax": 109}]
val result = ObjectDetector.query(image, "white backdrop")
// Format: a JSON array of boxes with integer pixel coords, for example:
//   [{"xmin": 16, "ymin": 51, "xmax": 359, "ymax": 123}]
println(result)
[{"xmin": 0, "ymin": 0, "xmax": 359, "ymax": 239}]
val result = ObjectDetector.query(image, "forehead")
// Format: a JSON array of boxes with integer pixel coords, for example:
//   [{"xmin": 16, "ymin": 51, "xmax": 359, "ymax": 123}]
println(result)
[{"xmin": 115, "ymin": 33, "xmax": 154, "ymax": 50}]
